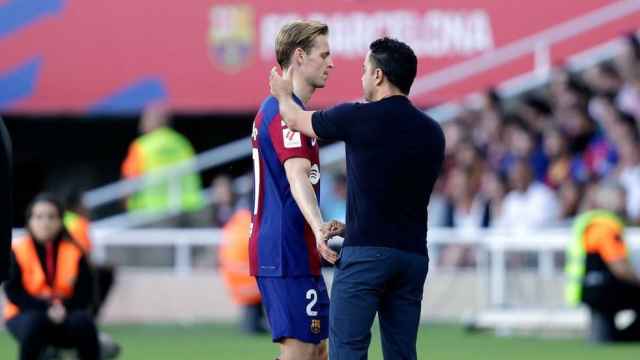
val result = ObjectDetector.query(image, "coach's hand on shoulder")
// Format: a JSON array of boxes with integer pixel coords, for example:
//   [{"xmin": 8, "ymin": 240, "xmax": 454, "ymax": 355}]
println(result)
[
  {"xmin": 269, "ymin": 66, "xmax": 293, "ymax": 100},
  {"xmin": 314, "ymin": 226, "xmax": 338, "ymax": 264}
]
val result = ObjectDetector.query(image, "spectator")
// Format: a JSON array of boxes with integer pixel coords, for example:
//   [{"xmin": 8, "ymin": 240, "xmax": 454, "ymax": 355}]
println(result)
[
  {"xmin": 517, "ymin": 95, "xmax": 553, "ymax": 137},
  {"xmin": 543, "ymin": 125, "xmax": 583, "ymax": 187},
  {"xmin": 478, "ymin": 87, "xmax": 504, "ymax": 115},
  {"xmin": 583, "ymin": 62, "xmax": 624, "ymax": 97},
  {"xmin": 614, "ymin": 32, "xmax": 640, "ymax": 81},
  {"xmin": 210, "ymin": 175, "xmax": 237, "ymax": 227},
  {"xmin": 616, "ymin": 67, "xmax": 640, "ymax": 121},
  {"xmin": 121, "ymin": 104, "xmax": 204, "ymax": 216},
  {"xmin": 558, "ymin": 179, "xmax": 583, "ymax": 222},
  {"xmin": 500, "ymin": 117, "xmax": 547, "ymax": 181},
  {"xmin": 479, "ymin": 170, "xmax": 508, "ymax": 226},
  {"xmin": 614, "ymin": 135, "xmax": 640, "ymax": 225},
  {"xmin": 555, "ymin": 105, "xmax": 597, "ymax": 156},
  {"xmin": 443, "ymin": 166, "xmax": 487, "ymax": 229},
  {"xmin": 495, "ymin": 159, "xmax": 560, "ymax": 228}
]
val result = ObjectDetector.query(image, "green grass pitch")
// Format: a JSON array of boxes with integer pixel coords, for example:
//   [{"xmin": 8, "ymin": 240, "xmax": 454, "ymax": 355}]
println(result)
[{"xmin": 1, "ymin": 323, "xmax": 638, "ymax": 359}]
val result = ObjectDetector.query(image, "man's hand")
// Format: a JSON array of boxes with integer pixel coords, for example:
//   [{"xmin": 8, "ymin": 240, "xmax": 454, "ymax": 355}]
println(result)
[
  {"xmin": 322, "ymin": 220, "xmax": 345, "ymax": 238},
  {"xmin": 314, "ymin": 227, "xmax": 338, "ymax": 264},
  {"xmin": 47, "ymin": 300, "xmax": 66, "ymax": 324},
  {"xmin": 269, "ymin": 66, "xmax": 294, "ymax": 101}
]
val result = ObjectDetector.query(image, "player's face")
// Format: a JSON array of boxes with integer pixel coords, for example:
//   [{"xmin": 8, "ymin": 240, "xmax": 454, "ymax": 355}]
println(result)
[
  {"xmin": 300, "ymin": 35, "xmax": 333, "ymax": 88},
  {"xmin": 361, "ymin": 52, "xmax": 377, "ymax": 101}
]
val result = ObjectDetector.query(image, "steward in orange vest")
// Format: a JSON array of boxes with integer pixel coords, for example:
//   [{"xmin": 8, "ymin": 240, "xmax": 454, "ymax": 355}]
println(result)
[
  {"xmin": 218, "ymin": 209, "xmax": 266, "ymax": 334},
  {"xmin": 3, "ymin": 194, "xmax": 100, "ymax": 360}
]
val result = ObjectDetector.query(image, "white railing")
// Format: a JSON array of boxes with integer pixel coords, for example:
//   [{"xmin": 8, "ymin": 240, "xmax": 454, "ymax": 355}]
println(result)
[
  {"xmin": 82, "ymin": 1, "xmax": 640, "ymax": 226},
  {"xmin": 84, "ymin": 137, "xmax": 249, "ymax": 210},
  {"xmin": 80, "ymin": 226, "xmax": 640, "ymax": 308}
]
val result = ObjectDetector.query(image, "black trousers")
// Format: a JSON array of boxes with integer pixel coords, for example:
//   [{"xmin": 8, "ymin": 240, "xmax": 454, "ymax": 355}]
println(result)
[
  {"xmin": 583, "ymin": 280, "xmax": 640, "ymax": 342},
  {"xmin": 329, "ymin": 247, "xmax": 429, "ymax": 360},
  {"xmin": 93, "ymin": 264, "xmax": 115, "ymax": 318},
  {"xmin": 6, "ymin": 310, "xmax": 100, "ymax": 360}
]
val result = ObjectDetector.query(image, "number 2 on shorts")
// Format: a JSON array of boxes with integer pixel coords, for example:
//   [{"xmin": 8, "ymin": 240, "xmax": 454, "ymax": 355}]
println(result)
[{"xmin": 306, "ymin": 289, "xmax": 318, "ymax": 316}]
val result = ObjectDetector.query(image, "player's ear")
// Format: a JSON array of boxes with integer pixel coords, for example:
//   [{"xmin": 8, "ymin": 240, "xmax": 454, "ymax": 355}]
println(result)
[
  {"xmin": 374, "ymin": 68, "xmax": 384, "ymax": 86},
  {"xmin": 293, "ymin": 47, "xmax": 305, "ymax": 66}
]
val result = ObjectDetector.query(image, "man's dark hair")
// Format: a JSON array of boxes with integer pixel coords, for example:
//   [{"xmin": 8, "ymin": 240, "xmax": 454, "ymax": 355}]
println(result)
[{"xmin": 369, "ymin": 38, "xmax": 417, "ymax": 95}]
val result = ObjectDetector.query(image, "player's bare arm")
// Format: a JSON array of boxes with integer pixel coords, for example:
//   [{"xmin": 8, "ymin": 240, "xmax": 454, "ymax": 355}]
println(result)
[
  {"xmin": 284, "ymin": 157, "xmax": 338, "ymax": 264},
  {"xmin": 270, "ymin": 67, "xmax": 318, "ymax": 139}
]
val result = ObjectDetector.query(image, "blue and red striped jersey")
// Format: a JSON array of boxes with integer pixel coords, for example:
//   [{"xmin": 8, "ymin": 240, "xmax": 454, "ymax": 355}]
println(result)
[{"xmin": 249, "ymin": 95, "xmax": 321, "ymax": 277}]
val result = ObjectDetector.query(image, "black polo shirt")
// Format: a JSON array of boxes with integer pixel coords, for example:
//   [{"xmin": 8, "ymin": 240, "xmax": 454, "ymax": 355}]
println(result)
[{"xmin": 312, "ymin": 95, "xmax": 445, "ymax": 256}]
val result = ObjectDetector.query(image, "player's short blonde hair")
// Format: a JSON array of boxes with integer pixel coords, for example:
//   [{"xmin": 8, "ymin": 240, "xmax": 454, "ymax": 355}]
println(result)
[{"xmin": 275, "ymin": 20, "xmax": 329, "ymax": 69}]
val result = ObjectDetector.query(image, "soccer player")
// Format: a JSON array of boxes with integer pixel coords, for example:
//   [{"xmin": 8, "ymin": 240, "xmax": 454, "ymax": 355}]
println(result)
[
  {"xmin": 249, "ymin": 21, "xmax": 336, "ymax": 360},
  {"xmin": 270, "ymin": 38, "xmax": 445, "ymax": 360}
]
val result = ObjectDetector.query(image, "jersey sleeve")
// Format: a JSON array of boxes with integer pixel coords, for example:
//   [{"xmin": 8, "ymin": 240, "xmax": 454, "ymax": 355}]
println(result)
[
  {"xmin": 311, "ymin": 102, "xmax": 361, "ymax": 141},
  {"xmin": 585, "ymin": 223, "xmax": 628, "ymax": 263},
  {"xmin": 268, "ymin": 114, "xmax": 314, "ymax": 164}
]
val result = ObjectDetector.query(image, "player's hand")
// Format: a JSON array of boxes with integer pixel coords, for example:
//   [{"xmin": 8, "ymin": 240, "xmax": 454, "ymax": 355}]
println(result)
[
  {"xmin": 269, "ymin": 66, "xmax": 294, "ymax": 100},
  {"xmin": 47, "ymin": 300, "xmax": 66, "ymax": 324},
  {"xmin": 322, "ymin": 220, "xmax": 345, "ymax": 237},
  {"xmin": 314, "ymin": 228, "xmax": 338, "ymax": 264}
]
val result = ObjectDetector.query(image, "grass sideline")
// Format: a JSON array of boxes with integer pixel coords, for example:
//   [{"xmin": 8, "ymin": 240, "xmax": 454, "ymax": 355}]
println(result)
[{"xmin": 0, "ymin": 322, "xmax": 638, "ymax": 359}]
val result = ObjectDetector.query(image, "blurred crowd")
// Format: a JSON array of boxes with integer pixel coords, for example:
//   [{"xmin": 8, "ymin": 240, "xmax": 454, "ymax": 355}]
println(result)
[{"xmin": 425, "ymin": 32, "xmax": 640, "ymax": 231}]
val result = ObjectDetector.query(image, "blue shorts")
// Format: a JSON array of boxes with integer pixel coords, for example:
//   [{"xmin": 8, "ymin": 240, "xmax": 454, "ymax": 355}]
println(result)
[{"xmin": 256, "ymin": 276, "xmax": 329, "ymax": 344}]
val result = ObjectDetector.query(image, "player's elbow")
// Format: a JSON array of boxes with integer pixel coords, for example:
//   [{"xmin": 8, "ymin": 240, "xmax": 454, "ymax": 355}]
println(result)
[
  {"xmin": 285, "ymin": 166, "xmax": 308, "ymax": 186},
  {"xmin": 284, "ymin": 160, "xmax": 311, "ymax": 186}
]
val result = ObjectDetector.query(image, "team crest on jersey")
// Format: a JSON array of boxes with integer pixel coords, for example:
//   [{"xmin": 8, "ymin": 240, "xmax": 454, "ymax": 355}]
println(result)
[
  {"xmin": 207, "ymin": 4, "xmax": 254, "ymax": 72},
  {"xmin": 283, "ymin": 128, "xmax": 302, "ymax": 148},
  {"xmin": 311, "ymin": 319, "xmax": 321, "ymax": 334}
]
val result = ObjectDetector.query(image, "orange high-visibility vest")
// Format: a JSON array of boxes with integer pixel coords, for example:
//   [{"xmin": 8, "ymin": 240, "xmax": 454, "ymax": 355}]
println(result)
[
  {"xmin": 218, "ymin": 209, "xmax": 261, "ymax": 305},
  {"xmin": 4, "ymin": 236, "xmax": 83, "ymax": 320}
]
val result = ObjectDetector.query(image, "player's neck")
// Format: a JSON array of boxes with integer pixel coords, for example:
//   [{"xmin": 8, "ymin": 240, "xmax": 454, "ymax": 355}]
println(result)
[
  {"xmin": 291, "ymin": 76, "xmax": 315, "ymax": 104},
  {"xmin": 373, "ymin": 86, "xmax": 404, "ymax": 102}
]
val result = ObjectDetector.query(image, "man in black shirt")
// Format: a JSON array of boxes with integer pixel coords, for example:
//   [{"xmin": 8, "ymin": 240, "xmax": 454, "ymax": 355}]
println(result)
[
  {"xmin": 0, "ymin": 117, "xmax": 12, "ymax": 284},
  {"xmin": 269, "ymin": 38, "xmax": 445, "ymax": 360}
]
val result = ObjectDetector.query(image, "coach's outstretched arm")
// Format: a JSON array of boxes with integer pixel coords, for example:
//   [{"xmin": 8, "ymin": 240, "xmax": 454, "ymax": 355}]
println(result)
[
  {"xmin": 270, "ymin": 67, "xmax": 319, "ymax": 139},
  {"xmin": 284, "ymin": 157, "xmax": 338, "ymax": 264}
]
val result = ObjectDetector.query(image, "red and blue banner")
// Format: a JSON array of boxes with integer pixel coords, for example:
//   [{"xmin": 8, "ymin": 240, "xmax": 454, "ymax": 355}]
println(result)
[{"xmin": 1, "ymin": 0, "xmax": 639, "ymax": 114}]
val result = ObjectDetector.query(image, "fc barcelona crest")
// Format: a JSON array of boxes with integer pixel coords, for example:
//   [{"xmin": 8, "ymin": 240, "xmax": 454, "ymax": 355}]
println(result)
[
  {"xmin": 207, "ymin": 4, "xmax": 255, "ymax": 72},
  {"xmin": 311, "ymin": 319, "xmax": 321, "ymax": 334}
]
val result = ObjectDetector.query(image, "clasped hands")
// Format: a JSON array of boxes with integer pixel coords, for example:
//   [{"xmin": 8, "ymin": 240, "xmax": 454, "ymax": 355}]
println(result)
[{"xmin": 314, "ymin": 220, "xmax": 345, "ymax": 264}]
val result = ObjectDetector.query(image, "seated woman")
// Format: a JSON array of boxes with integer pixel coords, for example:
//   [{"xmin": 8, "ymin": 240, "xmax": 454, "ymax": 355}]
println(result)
[{"xmin": 3, "ymin": 193, "xmax": 100, "ymax": 360}]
